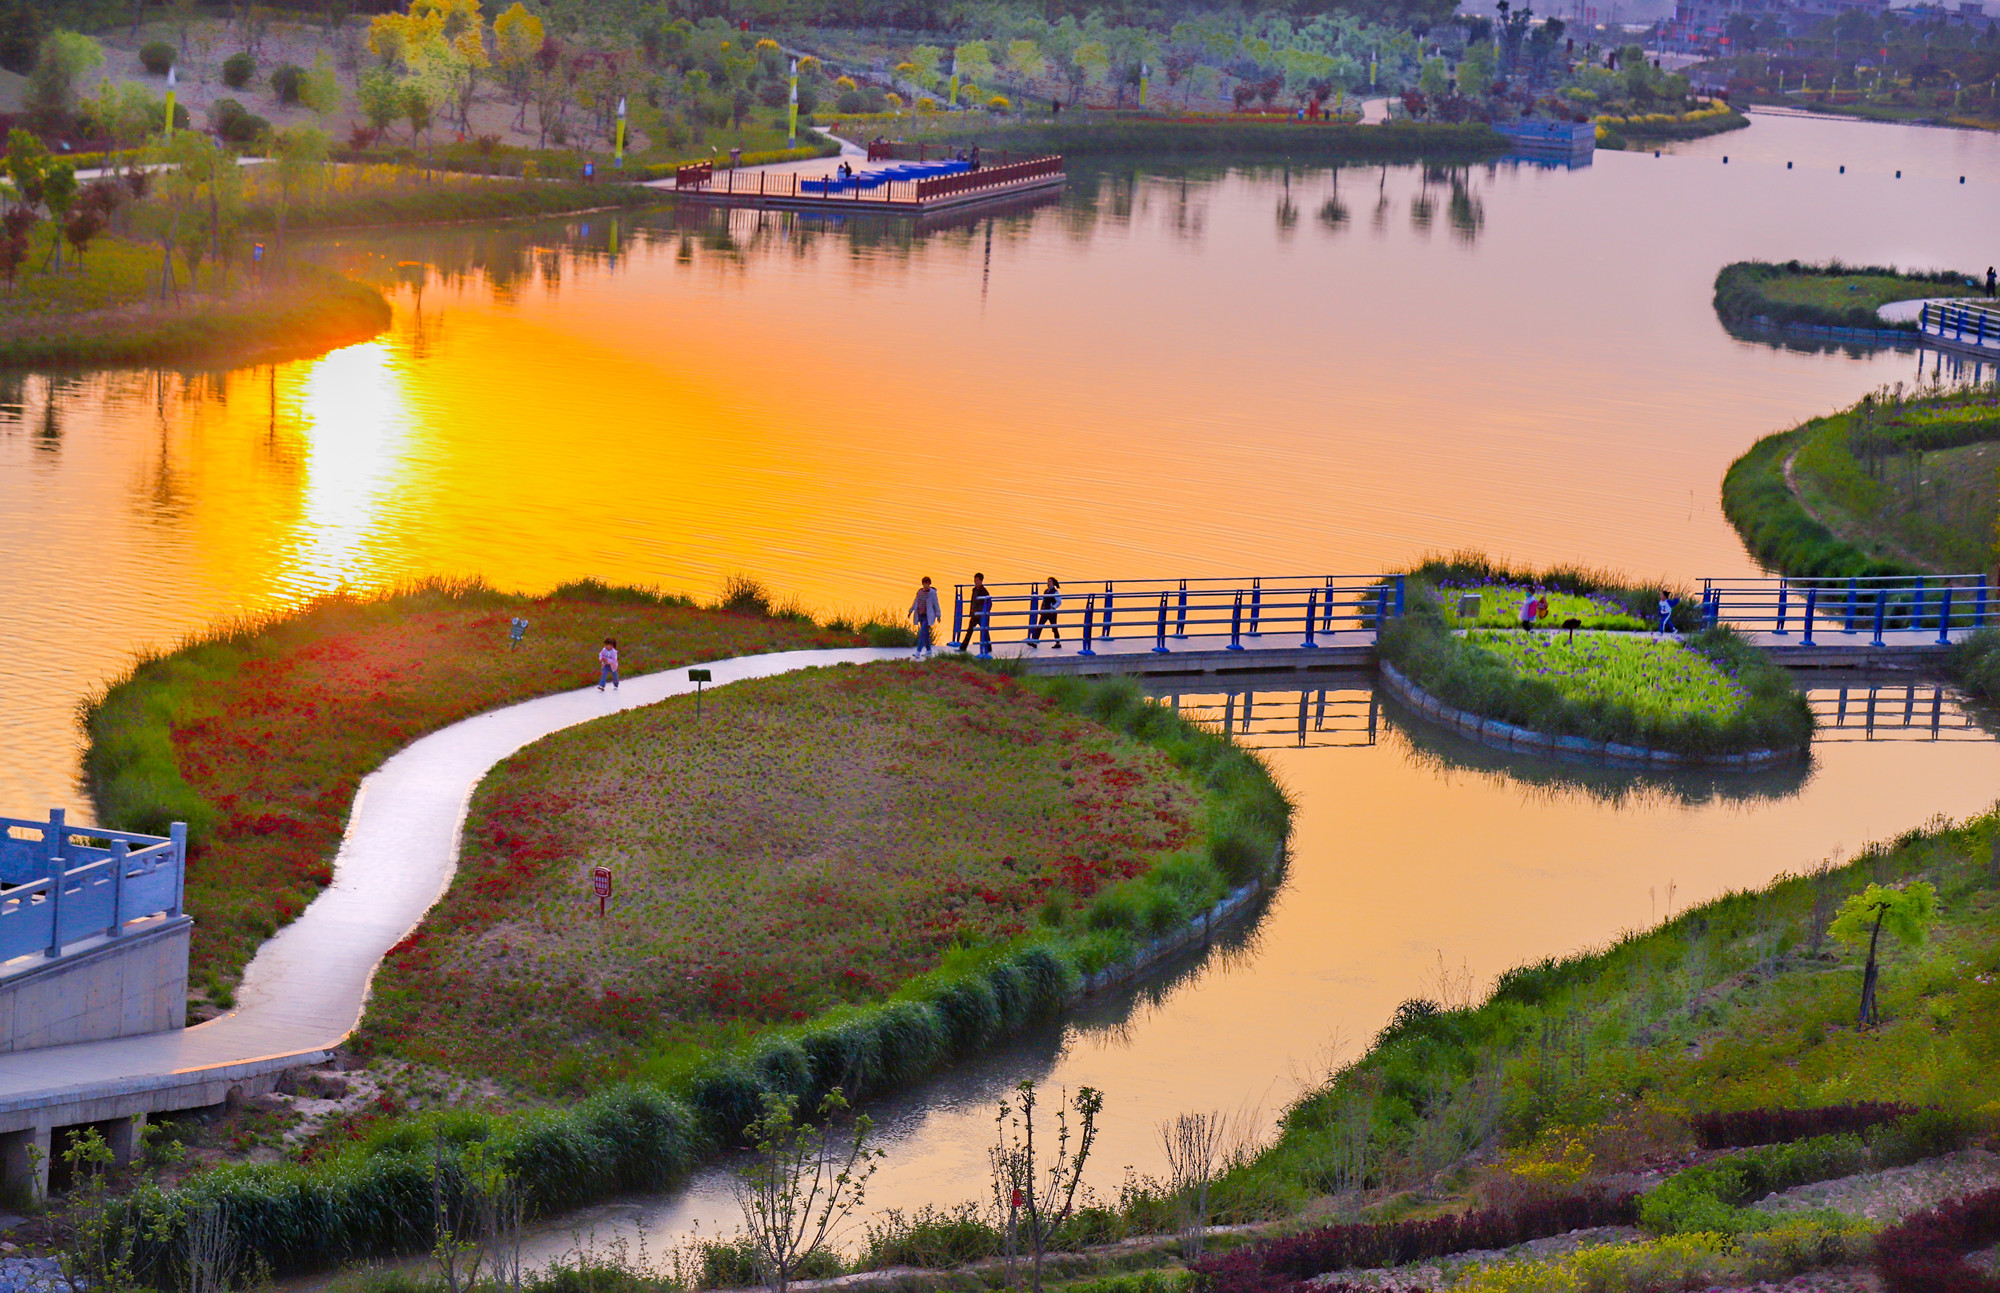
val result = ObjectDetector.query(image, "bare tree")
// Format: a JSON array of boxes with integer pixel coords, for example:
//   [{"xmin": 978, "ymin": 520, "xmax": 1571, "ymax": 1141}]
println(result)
[
  {"xmin": 1159, "ymin": 1111, "xmax": 1226, "ymax": 1255},
  {"xmin": 735, "ymin": 1089, "xmax": 883, "ymax": 1293},
  {"xmin": 992, "ymin": 1080, "xmax": 1103, "ymax": 1293}
]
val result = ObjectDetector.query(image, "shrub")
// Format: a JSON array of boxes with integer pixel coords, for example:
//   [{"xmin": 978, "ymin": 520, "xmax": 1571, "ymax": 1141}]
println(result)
[
  {"xmin": 271, "ymin": 63, "xmax": 306, "ymax": 104},
  {"xmin": 1690, "ymin": 1102, "xmax": 1915, "ymax": 1150},
  {"xmin": 1874, "ymin": 1186, "xmax": 2000, "ymax": 1293},
  {"xmin": 139, "ymin": 40, "xmax": 175, "ymax": 75},
  {"xmin": 1949, "ymin": 629, "xmax": 2000, "ymax": 704},
  {"xmin": 861, "ymin": 1202, "xmax": 1004, "ymax": 1268},
  {"xmin": 1639, "ymin": 1134, "xmax": 1869, "ymax": 1234},
  {"xmin": 209, "ymin": 98, "xmax": 270, "ymax": 145},
  {"xmin": 221, "ymin": 50, "xmax": 256, "ymax": 89}
]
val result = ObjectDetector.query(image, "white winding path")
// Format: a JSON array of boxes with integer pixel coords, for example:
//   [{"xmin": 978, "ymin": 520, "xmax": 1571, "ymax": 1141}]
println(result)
[{"xmin": 0, "ymin": 648, "xmax": 902, "ymax": 1121}]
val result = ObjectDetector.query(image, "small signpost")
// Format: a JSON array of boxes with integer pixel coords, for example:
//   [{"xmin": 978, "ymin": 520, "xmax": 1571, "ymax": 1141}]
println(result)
[
  {"xmin": 592, "ymin": 865, "xmax": 612, "ymax": 916},
  {"xmin": 689, "ymin": 667, "xmax": 711, "ymax": 719},
  {"xmin": 509, "ymin": 617, "xmax": 529, "ymax": 650}
]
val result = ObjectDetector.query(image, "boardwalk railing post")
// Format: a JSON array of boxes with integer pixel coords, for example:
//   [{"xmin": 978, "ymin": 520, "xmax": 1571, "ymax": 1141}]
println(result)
[
  {"xmin": 951, "ymin": 590, "xmax": 963, "ymax": 648},
  {"xmin": 169, "ymin": 821, "xmax": 187, "ymax": 917},
  {"xmin": 1979, "ymin": 580, "xmax": 1991, "ymax": 630},
  {"xmin": 1228, "ymin": 593, "xmax": 1245, "ymax": 651},
  {"xmin": 1844, "ymin": 578, "xmax": 1858, "ymax": 633},
  {"xmin": 1176, "ymin": 580, "xmax": 1189, "ymax": 637},
  {"xmin": 1079, "ymin": 596, "xmax": 1096, "ymax": 657},
  {"xmin": 1375, "ymin": 586, "xmax": 1389, "ymax": 634},
  {"xmin": 1103, "ymin": 581, "xmax": 1115, "ymax": 641},
  {"xmin": 1153, "ymin": 594, "xmax": 1170, "ymax": 654},
  {"xmin": 1872, "ymin": 591, "xmax": 1887, "ymax": 647},
  {"xmin": 1394, "ymin": 575, "xmax": 1406, "ymax": 617},
  {"xmin": 1937, "ymin": 586, "xmax": 1955, "ymax": 645},
  {"xmin": 1773, "ymin": 581, "xmax": 1789, "ymax": 636},
  {"xmin": 1801, "ymin": 589, "xmax": 1817, "ymax": 647},
  {"xmin": 44, "ymin": 807, "xmax": 65, "ymax": 959},
  {"xmin": 1323, "ymin": 577, "xmax": 1336, "ymax": 633},
  {"xmin": 1249, "ymin": 578, "xmax": 1262, "ymax": 635},
  {"xmin": 107, "ymin": 839, "xmax": 128, "ymax": 937},
  {"xmin": 1703, "ymin": 588, "xmax": 1719, "ymax": 630},
  {"xmin": 1303, "ymin": 591, "xmax": 1319, "ymax": 649}
]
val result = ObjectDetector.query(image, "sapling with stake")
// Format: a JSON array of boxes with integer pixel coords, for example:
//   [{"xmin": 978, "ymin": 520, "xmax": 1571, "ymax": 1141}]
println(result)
[
  {"xmin": 735, "ymin": 1088, "xmax": 883, "ymax": 1293},
  {"xmin": 992, "ymin": 1080, "xmax": 1103, "ymax": 1293}
]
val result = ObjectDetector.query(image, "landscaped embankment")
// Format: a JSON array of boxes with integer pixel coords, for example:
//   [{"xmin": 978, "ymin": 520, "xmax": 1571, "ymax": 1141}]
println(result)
[
  {"xmin": 245, "ymin": 178, "xmax": 666, "ymax": 234},
  {"xmin": 1713, "ymin": 259, "xmax": 1974, "ymax": 337},
  {"xmin": 882, "ymin": 118, "xmax": 1508, "ymax": 162},
  {"xmin": 1204, "ymin": 803, "xmax": 2000, "ymax": 1288},
  {"xmin": 1595, "ymin": 99, "xmax": 1747, "ymax": 149},
  {"xmin": 1375, "ymin": 555, "xmax": 1814, "ymax": 763},
  {"xmin": 1722, "ymin": 385, "xmax": 2000, "ymax": 579}
]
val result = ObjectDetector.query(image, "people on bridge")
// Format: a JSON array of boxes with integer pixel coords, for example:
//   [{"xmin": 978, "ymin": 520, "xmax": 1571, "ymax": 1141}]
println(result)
[
  {"xmin": 597, "ymin": 638, "xmax": 620, "ymax": 691},
  {"xmin": 1028, "ymin": 577, "xmax": 1063, "ymax": 648},
  {"xmin": 969, "ymin": 144, "xmax": 981, "ymax": 170},
  {"xmin": 958, "ymin": 572, "xmax": 992, "ymax": 651},
  {"xmin": 909, "ymin": 576, "xmax": 942, "ymax": 658}
]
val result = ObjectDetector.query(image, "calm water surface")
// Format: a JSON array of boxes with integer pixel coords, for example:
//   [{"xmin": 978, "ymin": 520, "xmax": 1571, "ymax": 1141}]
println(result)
[{"xmin": 6, "ymin": 111, "xmax": 2000, "ymax": 1256}]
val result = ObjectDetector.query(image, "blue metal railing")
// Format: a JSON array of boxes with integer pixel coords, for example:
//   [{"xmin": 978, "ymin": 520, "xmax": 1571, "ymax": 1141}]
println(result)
[
  {"xmin": 0, "ymin": 809, "xmax": 185, "ymax": 965},
  {"xmin": 1698, "ymin": 574, "xmax": 1992, "ymax": 648},
  {"xmin": 949, "ymin": 575, "xmax": 1402, "ymax": 658},
  {"xmin": 1916, "ymin": 300, "xmax": 2000, "ymax": 354}
]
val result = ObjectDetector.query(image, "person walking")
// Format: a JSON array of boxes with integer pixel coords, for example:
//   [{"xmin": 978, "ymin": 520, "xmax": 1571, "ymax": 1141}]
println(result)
[
  {"xmin": 909, "ymin": 576, "xmax": 942, "ymax": 658},
  {"xmin": 597, "ymin": 637, "xmax": 620, "ymax": 691},
  {"xmin": 957, "ymin": 572, "xmax": 992, "ymax": 651},
  {"xmin": 1028, "ymin": 577, "xmax": 1063, "ymax": 647},
  {"xmin": 1518, "ymin": 587, "xmax": 1545, "ymax": 631},
  {"xmin": 1987, "ymin": 266, "xmax": 1997, "ymax": 299},
  {"xmin": 1656, "ymin": 590, "xmax": 1679, "ymax": 637}
]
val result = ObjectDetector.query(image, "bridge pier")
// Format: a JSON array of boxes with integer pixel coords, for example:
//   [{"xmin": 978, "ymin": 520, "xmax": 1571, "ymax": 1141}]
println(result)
[{"xmin": 0, "ymin": 1122, "xmax": 50, "ymax": 1202}]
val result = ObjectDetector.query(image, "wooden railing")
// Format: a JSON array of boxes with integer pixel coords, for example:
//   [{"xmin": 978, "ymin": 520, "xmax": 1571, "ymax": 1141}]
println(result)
[
  {"xmin": 915, "ymin": 155, "xmax": 1064, "ymax": 201},
  {"xmin": 674, "ymin": 162, "xmax": 713, "ymax": 188}
]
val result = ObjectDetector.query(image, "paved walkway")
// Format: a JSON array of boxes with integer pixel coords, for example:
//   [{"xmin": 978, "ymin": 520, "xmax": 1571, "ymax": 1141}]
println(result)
[{"xmin": 0, "ymin": 648, "xmax": 900, "ymax": 1116}]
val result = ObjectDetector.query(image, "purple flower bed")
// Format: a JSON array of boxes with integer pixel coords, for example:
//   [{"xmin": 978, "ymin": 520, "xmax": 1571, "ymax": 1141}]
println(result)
[{"xmin": 1188, "ymin": 1190, "xmax": 1637, "ymax": 1293}]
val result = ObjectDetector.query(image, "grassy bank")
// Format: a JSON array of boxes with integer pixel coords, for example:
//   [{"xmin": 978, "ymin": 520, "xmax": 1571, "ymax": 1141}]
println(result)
[
  {"xmin": 1596, "ymin": 100, "xmax": 1748, "ymax": 149},
  {"xmin": 1379, "ymin": 554, "xmax": 1812, "ymax": 759},
  {"xmin": 1713, "ymin": 260, "xmax": 1972, "ymax": 334},
  {"xmin": 1210, "ymin": 802, "xmax": 2000, "ymax": 1276},
  {"xmin": 244, "ymin": 177, "xmax": 667, "ymax": 234},
  {"xmin": 360, "ymin": 661, "xmax": 1222, "ymax": 1094},
  {"xmin": 82, "ymin": 580, "xmax": 908, "ymax": 1002},
  {"xmin": 97, "ymin": 664, "xmax": 1287, "ymax": 1279},
  {"xmin": 1721, "ymin": 385, "xmax": 2000, "ymax": 578},
  {"xmin": 880, "ymin": 117, "xmax": 1507, "ymax": 161},
  {"xmin": 0, "ymin": 229, "xmax": 389, "ymax": 369}
]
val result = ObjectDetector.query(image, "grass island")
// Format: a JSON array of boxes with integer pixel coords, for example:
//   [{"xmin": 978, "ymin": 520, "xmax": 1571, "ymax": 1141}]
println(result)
[{"xmin": 1713, "ymin": 259, "xmax": 1978, "ymax": 338}]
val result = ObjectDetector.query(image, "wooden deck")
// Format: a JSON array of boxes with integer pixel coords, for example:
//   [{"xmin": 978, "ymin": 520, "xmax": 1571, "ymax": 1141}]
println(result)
[{"xmin": 668, "ymin": 154, "xmax": 1065, "ymax": 215}]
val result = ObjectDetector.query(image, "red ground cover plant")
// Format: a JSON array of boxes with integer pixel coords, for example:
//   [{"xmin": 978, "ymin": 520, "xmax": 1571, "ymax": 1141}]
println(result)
[
  {"xmin": 358, "ymin": 661, "xmax": 1202, "ymax": 1092},
  {"xmin": 106, "ymin": 586, "xmax": 857, "ymax": 998}
]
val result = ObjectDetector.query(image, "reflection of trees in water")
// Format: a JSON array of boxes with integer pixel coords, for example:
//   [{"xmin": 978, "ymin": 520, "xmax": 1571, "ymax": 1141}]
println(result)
[
  {"xmin": 1379, "ymin": 692, "xmax": 1814, "ymax": 809},
  {"xmin": 1447, "ymin": 172, "xmax": 1484, "ymax": 243}
]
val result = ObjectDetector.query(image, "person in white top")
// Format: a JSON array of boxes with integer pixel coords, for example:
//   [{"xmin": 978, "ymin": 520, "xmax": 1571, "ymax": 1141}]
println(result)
[
  {"xmin": 909, "ymin": 577, "xmax": 942, "ymax": 658},
  {"xmin": 597, "ymin": 638, "xmax": 620, "ymax": 691}
]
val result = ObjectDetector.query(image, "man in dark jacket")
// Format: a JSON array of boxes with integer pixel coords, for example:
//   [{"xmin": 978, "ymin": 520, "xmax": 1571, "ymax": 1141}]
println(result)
[{"xmin": 958, "ymin": 572, "xmax": 991, "ymax": 651}]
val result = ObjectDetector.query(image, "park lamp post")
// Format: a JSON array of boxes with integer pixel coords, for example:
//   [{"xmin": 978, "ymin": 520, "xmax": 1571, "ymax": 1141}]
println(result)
[
  {"xmin": 614, "ymin": 96, "xmax": 627, "ymax": 167},
  {"xmin": 788, "ymin": 58, "xmax": 800, "ymax": 146},
  {"xmin": 164, "ymin": 65, "xmax": 177, "ymax": 139}
]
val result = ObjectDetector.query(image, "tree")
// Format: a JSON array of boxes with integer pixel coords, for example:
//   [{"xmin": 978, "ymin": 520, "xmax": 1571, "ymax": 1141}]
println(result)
[
  {"xmin": 359, "ymin": 67, "xmax": 404, "ymax": 136},
  {"xmin": 1830, "ymin": 881, "xmax": 1939, "ymax": 1028},
  {"xmin": 62, "ymin": 183, "xmax": 114, "ymax": 269},
  {"xmin": 991, "ymin": 1081, "xmax": 1102, "ymax": 1293},
  {"xmin": 300, "ymin": 50, "xmax": 343, "ymax": 116},
  {"xmin": 4, "ymin": 126, "xmax": 51, "ymax": 215},
  {"xmin": 1161, "ymin": 1111, "xmax": 1228, "ymax": 1256},
  {"xmin": 41, "ymin": 163, "xmax": 76, "ymax": 269},
  {"xmin": 25, "ymin": 30, "xmax": 104, "ymax": 129},
  {"xmin": 734, "ymin": 1089, "xmax": 882, "ymax": 1293},
  {"xmin": 270, "ymin": 125, "xmax": 328, "ymax": 253},
  {"xmin": 493, "ymin": 2, "xmax": 542, "ymax": 127}
]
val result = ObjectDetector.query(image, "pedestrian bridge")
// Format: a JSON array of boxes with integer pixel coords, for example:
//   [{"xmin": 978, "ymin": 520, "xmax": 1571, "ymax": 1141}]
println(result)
[{"xmin": 946, "ymin": 572, "xmax": 1995, "ymax": 676}]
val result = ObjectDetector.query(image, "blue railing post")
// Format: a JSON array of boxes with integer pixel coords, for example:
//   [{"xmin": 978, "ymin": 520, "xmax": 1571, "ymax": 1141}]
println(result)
[
  {"xmin": 1248, "ymin": 578, "xmax": 1263, "ymax": 636},
  {"xmin": 1937, "ymin": 587, "xmax": 1955, "ymax": 645},
  {"xmin": 1227, "ymin": 593, "xmax": 1245, "ymax": 651},
  {"xmin": 951, "ymin": 590, "xmax": 963, "ymax": 647},
  {"xmin": 1394, "ymin": 575, "xmax": 1407, "ymax": 617},
  {"xmin": 1102, "ymin": 581, "xmax": 1116, "ymax": 642},
  {"xmin": 1303, "ymin": 591, "xmax": 1319, "ymax": 649},
  {"xmin": 169, "ymin": 821, "xmax": 187, "ymax": 918},
  {"xmin": 1979, "ymin": 580, "xmax": 1990, "ymax": 630},
  {"xmin": 1153, "ymin": 593, "xmax": 1170, "ymax": 654},
  {"xmin": 1079, "ymin": 596, "xmax": 1096, "ymax": 657},
  {"xmin": 1800, "ymin": 589, "xmax": 1817, "ymax": 647},
  {"xmin": 1872, "ymin": 591, "xmax": 1887, "ymax": 647},
  {"xmin": 107, "ymin": 839, "xmax": 129, "ymax": 937},
  {"xmin": 1375, "ymin": 586, "xmax": 1389, "ymax": 634},
  {"xmin": 1175, "ymin": 580, "xmax": 1189, "ymax": 637},
  {"xmin": 1772, "ymin": 581, "xmax": 1789, "ymax": 636},
  {"xmin": 1844, "ymin": 578, "xmax": 1858, "ymax": 633}
]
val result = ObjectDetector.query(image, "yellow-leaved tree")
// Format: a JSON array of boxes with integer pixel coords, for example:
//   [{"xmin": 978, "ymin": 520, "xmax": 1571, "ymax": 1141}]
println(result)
[{"xmin": 493, "ymin": 2, "xmax": 545, "ymax": 130}]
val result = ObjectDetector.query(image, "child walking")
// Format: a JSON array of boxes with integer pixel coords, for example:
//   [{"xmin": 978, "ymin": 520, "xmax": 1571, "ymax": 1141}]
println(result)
[{"xmin": 597, "ymin": 638, "xmax": 620, "ymax": 691}]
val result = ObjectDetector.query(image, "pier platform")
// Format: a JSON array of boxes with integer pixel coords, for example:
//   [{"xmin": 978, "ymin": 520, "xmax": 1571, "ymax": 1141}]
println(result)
[{"xmin": 664, "ymin": 151, "xmax": 1064, "ymax": 215}]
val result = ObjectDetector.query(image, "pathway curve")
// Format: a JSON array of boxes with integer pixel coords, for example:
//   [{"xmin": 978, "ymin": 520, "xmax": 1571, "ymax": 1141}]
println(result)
[{"xmin": 0, "ymin": 648, "xmax": 901, "ymax": 1116}]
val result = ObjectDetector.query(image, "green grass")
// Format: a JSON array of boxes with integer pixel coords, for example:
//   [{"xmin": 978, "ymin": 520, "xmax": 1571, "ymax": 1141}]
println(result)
[
  {"xmin": 1434, "ymin": 582, "xmax": 1647, "ymax": 631},
  {"xmin": 1379, "ymin": 555, "xmax": 1811, "ymax": 758},
  {"xmin": 0, "ymin": 228, "xmax": 162, "ymax": 320},
  {"xmin": 1722, "ymin": 385, "xmax": 2000, "ymax": 579},
  {"xmin": 1465, "ymin": 631, "xmax": 1752, "ymax": 730},
  {"xmin": 246, "ymin": 178, "xmax": 666, "ymax": 233},
  {"xmin": 1713, "ymin": 259, "xmax": 1973, "ymax": 333},
  {"xmin": 1220, "ymin": 802, "xmax": 2000, "ymax": 1219},
  {"xmin": 359, "ymin": 661, "xmax": 1213, "ymax": 1094}
]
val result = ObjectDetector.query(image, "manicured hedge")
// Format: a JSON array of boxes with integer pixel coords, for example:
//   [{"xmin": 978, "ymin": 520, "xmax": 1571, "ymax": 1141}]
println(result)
[
  {"xmin": 1875, "ymin": 1186, "xmax": 2000, "ymax": 1293},
  {"xmin": 1189, "ymin": 1189, "xmax": 1637, "ymax": 1293},
  {"xmin": 1691, "ymin": 1102, "xmax": 1916, "ymax": 1150}
]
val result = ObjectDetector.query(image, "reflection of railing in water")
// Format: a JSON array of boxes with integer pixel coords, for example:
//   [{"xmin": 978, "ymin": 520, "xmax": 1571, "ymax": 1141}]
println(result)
[
  {"xmin": 1157, "ymin": 685, "xmax": 1380, "ymax": 748},
  {"xmin": 1808, "ymin": 682, "xmax": 1992, "ymax": 741}
]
